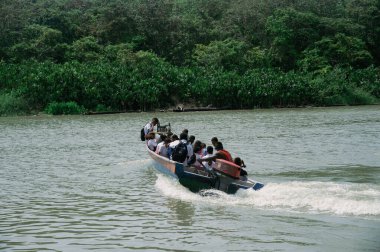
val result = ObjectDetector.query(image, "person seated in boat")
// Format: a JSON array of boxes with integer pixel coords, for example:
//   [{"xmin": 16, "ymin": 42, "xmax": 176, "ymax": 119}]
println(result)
[
  {"xmin": 171, "ymin": 134, "xmax": 179, "ymax": 142},
  {"xmin": 190, "ymin": 140, "xmax": 203, "ymax": 166},
  {"xmin": 182, "ymin": 129, "xmax": 189, "ymax": 135},
  {"xmin": 202, "ymin": 146, "xmax": 215, "ymax": 171},
  {"xmin": 156, "ymin": 138, "xmax": 171, "ymax": 158},
  {"xmin": 167, "ymin": 134, "xmax": 179, "ymax": 157},
  {"xmin": 211, "ymin": 137, "xmax": 218, "ymax": 149},
  {"xmin": 187, "ymin": 138, "xmax": 197, "ymax": 165},
  {"xmin": 169, "ymin": 134, "xmax": 180, "ymax": 148},
  {"xmin": 169, "ymin": 133, "xmax": 194, "ymax": 165},
  {"xmin": 193, "ymin": 140, "xmax": 202, "ymax": 152},
  {"xmin": 189, "ymin": 135, "xmax": 195, "ymax": 145},
  {"xmin": 200, "ymin": 142, "xmax": 207, "ymax": 156},
  {"xmin": 214, "ymin": 142, "xmax": 233, "ymax": 162},
  {"xmin": 156, "ymin": 134, "xmax": 166, "ymax": 144},
  {"xmin": 198, "ymin": 142, "xmax": 233, "ymax": 163},
  {"xmin": 146, "ymin": 133, "xmax": 157, "ymax": 151},
  {"xmin": 234, "ymin": 157, "xmax": 248, "ymax": 177},
  {"xmin": 144, "ymin": 117, "xmax": 159, "ymax": 138}
]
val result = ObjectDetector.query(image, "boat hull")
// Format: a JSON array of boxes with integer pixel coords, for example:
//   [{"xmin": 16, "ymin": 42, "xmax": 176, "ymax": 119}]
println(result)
[
  {"xmin": 147, "ymin": 147, "xmax": 264, "ymax": 194},
  {"xmin": 148, "ymin": 148, "xmax": 215, "ymax": 192}
]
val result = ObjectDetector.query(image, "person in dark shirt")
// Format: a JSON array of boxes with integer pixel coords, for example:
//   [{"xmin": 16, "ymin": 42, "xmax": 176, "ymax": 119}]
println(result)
[
  {"xmin": 234, "ymin": 157, "xmax": 248, "ymax": 176},
  {"xmin": 211, "ymin": 137, "xmax": 218, "ymax": 148}
]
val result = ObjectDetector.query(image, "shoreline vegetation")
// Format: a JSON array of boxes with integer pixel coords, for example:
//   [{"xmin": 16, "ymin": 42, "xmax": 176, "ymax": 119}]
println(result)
[{"xmin": 1, "ymin": 0, "xmax": 379, "ymax": 116}]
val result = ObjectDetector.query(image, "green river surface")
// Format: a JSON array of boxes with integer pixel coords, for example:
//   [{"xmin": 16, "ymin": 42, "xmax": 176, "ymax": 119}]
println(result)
[{"xmin": 1, "ymin": 106, "xmax": 379, "ymax": 251}]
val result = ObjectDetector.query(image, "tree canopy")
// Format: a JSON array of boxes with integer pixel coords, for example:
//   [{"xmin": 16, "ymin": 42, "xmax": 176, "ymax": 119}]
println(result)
[
  {"xmin": 0, "ymin": 0, "xmax": 378, "ymax": 68},
  {"xmin": 0, "ymin": 0, "xmax": 379, "ymax": 115}
]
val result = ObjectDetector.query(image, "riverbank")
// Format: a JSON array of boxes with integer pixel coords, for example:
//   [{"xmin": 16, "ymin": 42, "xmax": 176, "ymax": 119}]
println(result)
[
  {"xmin": 3, "ymin": 104, "xmax": 380, "ymax": 118},
  {"xmin": 1, "ymin": 61, "xmax": 379, "ymax": 117}
]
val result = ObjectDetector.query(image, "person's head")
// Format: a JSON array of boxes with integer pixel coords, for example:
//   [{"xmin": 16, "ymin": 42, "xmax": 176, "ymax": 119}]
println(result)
[
  {"xmin": 171, "ymin": 134, "xmax": 179, "ymax": 141},
  {"xmin": 211, "ymin": 137, "xmax": 218, "ymax": 147},
  {"xmin": 164, "ymin": 138, "xmax": 171, "ymax": 147},
  {"xmin": 182, "ymin": 129, "xmax": 188, "ymax": 135},
  {"xmin": 145, "ymin": 132, "xmax": 155, "ymax": 140},
  {"xmin": 189, "ymin": 135, "xmax": 195, "ymax": 144},
  {"xmin": 193, "ymin": 140, "xmax": 202, "ymax": 152},
  {"xmin": 215, "ymin": 141, "xmax": 224, "ymax": 151},
  {"xmin": 179, "ymin": 132, "xmax": 188, "ymax": 141},
  {"xmin": 234, "ymin": 157, "xmax": 242, "ymax": 166},
  {"xmin": 207, "ymin": 146, "xmax": 213, "ymax": 154},
  {"xmin": 152, "ymin": 117, "xmax": 159, "ymax": 126},
  {"xmin": 159, "ymin": 134, "xmax": 167, "ymax": 141},
  {"xmin": 194, "ymin": 140, "xmax": 201, "ymax": 147},
  {"xmin": 201, "ymin": 142, "xmax": 206, "ymax": 149}
]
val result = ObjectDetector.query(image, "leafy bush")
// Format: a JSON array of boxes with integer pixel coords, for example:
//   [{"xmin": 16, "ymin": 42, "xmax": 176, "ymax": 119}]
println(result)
[
  {"xmin": 344, "ymin": 88, "xmax": 376, "ymax": 105},
  {"xmin": 95, "ymin": 104, "xmax": 111, "ymax": 112},
  {"xmin": 309, "ymin": 68, "xmax": 377, "ymax": 106},
  {"xmin": 347, "ymin": 66, "xmax": 380, "ymax": 97},
  {"xmin": 45, "ymin": 101, "xmax": 85, "ymax": 115},
  {"xmin": 0, "ymin": 59, "xmax": 379, "ymax": 117},
  {"xmin": 0, "ymin": 92, "xmax": 29, "ymax": 116}
]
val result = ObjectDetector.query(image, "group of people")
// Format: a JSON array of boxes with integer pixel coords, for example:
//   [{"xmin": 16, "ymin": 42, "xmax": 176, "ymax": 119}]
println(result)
[{"xmin": 143, "ymin": 118, "xmax": 248, "ymax": 177}]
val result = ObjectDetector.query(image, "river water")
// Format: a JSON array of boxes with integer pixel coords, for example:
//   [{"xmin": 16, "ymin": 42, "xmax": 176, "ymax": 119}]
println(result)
[{"xmin": 1, "ymin": 106, "xmax": 379, "ymax": 251}]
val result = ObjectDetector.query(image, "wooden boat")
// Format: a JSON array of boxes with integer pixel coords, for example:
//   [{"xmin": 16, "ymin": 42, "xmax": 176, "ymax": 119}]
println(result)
[
  {"xmin": 147, "ymin": 146, "xmax": 264, "ymax": 194},
  {"xmin": 172, "ymin": 107, "xmax": 218, "ymax": 112}
]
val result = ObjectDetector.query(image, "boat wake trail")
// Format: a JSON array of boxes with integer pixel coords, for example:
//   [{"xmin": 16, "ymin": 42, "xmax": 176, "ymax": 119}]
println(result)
[
  {"xmin": 155, "ymin": 175, "xmax": 380, "ymax": 217},
  {"xmin": 243, "ymin": 181, "xmax": 380, "ymax": 216}
]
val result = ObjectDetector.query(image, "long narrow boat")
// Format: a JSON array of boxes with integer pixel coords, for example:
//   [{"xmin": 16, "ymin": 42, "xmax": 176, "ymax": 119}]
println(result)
[{"xmin": 147, "ymin": 146, "xmax": 264, "ymax": 194}]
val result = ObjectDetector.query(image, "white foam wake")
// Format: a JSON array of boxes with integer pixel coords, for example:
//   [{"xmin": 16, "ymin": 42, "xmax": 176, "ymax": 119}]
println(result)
[
  {"xmin": 154, "ymin": 175, "xmax": 380, "ymax": 216},
  {"xmin": 244, "ymin": 181, "xmax": 380, "ymax": 216}
]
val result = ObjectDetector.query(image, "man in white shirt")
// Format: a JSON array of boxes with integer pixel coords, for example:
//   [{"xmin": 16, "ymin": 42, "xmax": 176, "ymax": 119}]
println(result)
[
  {"xmin": 146, "ymin": 133, "xmax": 157, "ymax": 151},
  {"xmin": 144, "ymin": 117, "xmax": 159, "ymax": 137},
  {"xmin": 202, "ymin": 146, "xmax": 215, "ymax": 171}
]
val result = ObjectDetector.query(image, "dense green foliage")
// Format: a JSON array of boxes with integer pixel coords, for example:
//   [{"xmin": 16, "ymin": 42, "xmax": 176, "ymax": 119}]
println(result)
[
  {"xmin": 45, "ymin": 101, "xmax": 85, "ymax": 115},
  {"xmin": 0, "ymin": 0, "xmax": 379, "ymax": 114},
  {"xmin": 0, "ymin": 91, "xmax": 29, "ymax": 116}
]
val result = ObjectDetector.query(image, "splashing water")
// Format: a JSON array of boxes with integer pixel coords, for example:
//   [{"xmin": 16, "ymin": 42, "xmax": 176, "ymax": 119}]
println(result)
[{"xmin": 155, "ymin": 174, "xmax": 380, "ymax": 217}]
